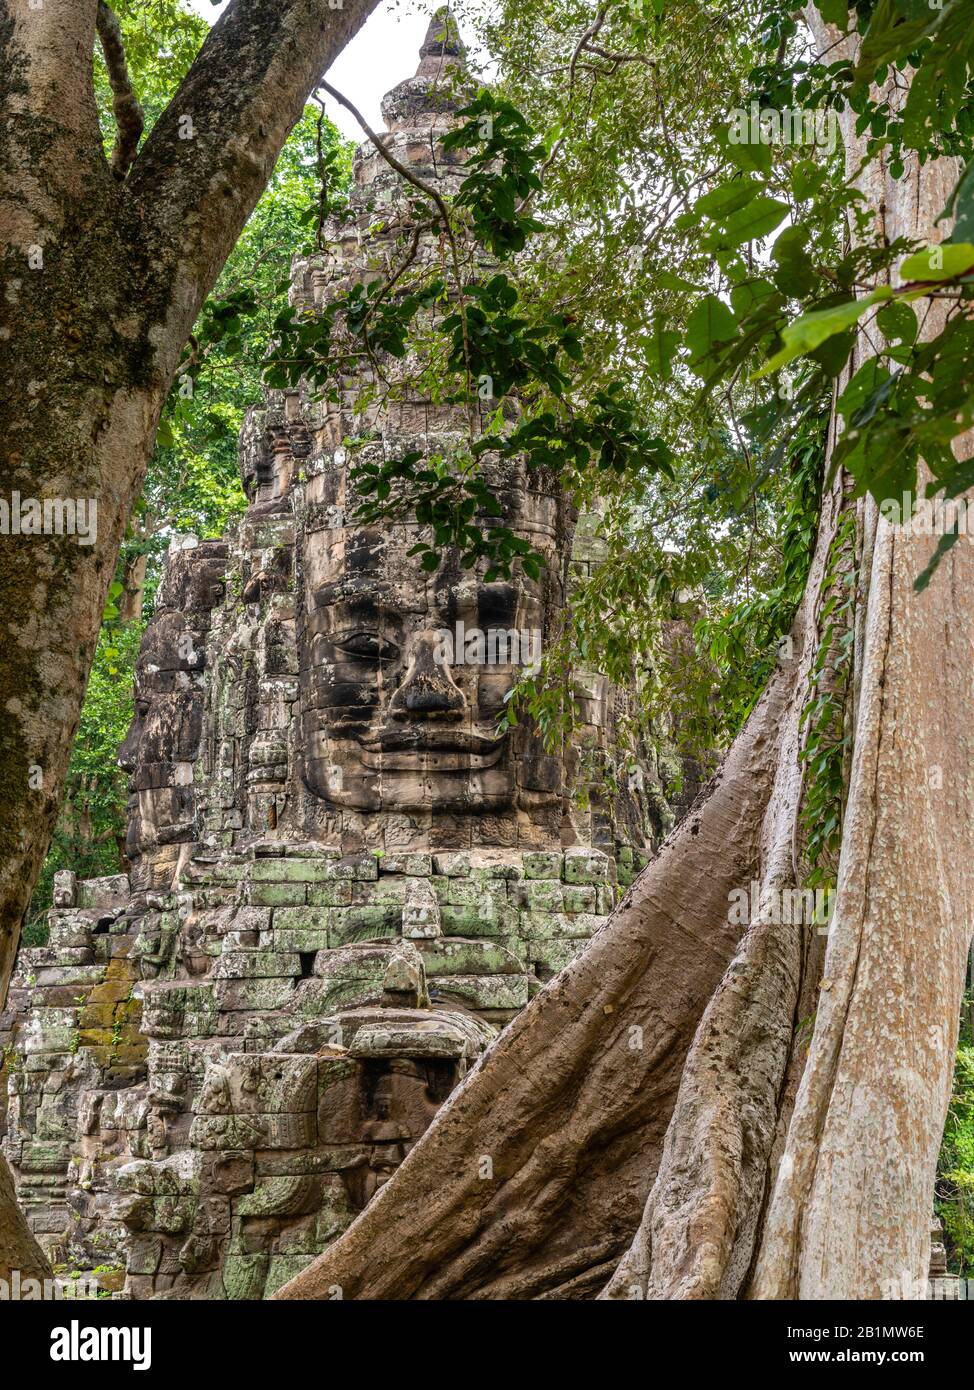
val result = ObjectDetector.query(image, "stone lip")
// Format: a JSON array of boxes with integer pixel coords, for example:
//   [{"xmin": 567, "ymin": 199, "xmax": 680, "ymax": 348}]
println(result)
[{"xmin": 320, "ymin": 1003, "xmax": 495, "ymax": 1059}]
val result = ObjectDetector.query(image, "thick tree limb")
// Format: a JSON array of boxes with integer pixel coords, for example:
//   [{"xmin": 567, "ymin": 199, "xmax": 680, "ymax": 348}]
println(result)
[
  {"xmin": 1, "ymin": 0, "xmax": 106, "ymax": 212},
  {"xmin": 96, "ymin": 1, "xmax": 144, "ymax": 179},
  {"xmin": 126, "ymin": 0, "xmax": 381, "ymax": 349}
]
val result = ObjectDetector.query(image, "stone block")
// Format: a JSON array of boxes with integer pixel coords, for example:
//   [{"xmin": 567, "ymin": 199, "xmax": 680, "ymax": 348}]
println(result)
[
  {"xmin": 562, "ymin": 884, "xmax": 597, "ymax": 913},
  {"xmin": 519, "ymin": 910, "xmax": 599, "ymax": 940},
  {"xmin": 245, "ymin": 881, "xmax": 306, "ymax": 907},
  {"xmin": 563, "ymin": 848, "xmax": 611, "ymax": 884},
  {"xmin": 326, "ymin": 906, "xmax": 400, "ymax": 948},
  {"xmin": 211, "ymin": 978, "xmax": 296, "ymax": 1010},
  {"xmin": 432, "ymin": 852, "xmax": 470, "ymax": 877},
  {"xmin": 401, "ymin": 878, "xmax": 441, "ymax": 939},
  {"xmin": 304, "ymin": 881, "xmax": 354, "ymax": 907},
  {"xmin": 521, "ymin": 851, "xmax": 563, "ymax": 879},
  {"xmin": 513, "ymin": 879, "xmax": 565, "ymax": 912},
  {"xmin": 304, "ymin": 947, "xmax": 390, "ymax": 1010},
  {"xmin": 213, "ymin": 951, "xmax": 301, "ymax": 980},
  {"xmin": 198, "ymin": 1054, "xmax": 317, "ymax": 1115},
  {"xmin": 250, "ymin": 857, "xmax": 344, "ymax": 884},
  {"xmin": 77, "ymin": 874, "xmax": 130, "ymax": 908},
  {"xmin": 190, "ymin": 1112, "xmax": 316, "ymax": 1151},
  {"xmin": 272, "ymin": 927, "xmax": 330, "ymax": 954},
  {"xmin": 440, "ymin": 900, "xmax": 517, "ymax": 938},
  {"xmin": 431, "ymin": 974, "xmax": 528, "ymax": 1011},
  {"xmin": 52, "ymin": 870, "xmax": 77, "ymax": 908},
  {"xmin": 417, "ymin": 937, "xmax": 523, "ymax": 976},
  {"xmin": 351, "ymin": 877, "xmax": 408, "ymax": 906}
]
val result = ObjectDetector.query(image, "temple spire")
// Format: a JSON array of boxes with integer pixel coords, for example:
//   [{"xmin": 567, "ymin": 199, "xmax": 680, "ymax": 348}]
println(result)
[{"xmin": 416, "ymin": 6, "xmax": 465, "ymax": 77}]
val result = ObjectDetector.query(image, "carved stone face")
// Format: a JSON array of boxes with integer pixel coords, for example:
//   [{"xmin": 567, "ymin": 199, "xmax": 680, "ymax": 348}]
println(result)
[
  {"xmin": 118, "ymin": 610, "xmax": 203, "ymax": 871},
  {"xmin": 118, "ymin": 542, "xmax": 226, "ymax": 889},
  {"xmin": 298, "ymin": 472, "xmax": 560, "ymax": 816}
]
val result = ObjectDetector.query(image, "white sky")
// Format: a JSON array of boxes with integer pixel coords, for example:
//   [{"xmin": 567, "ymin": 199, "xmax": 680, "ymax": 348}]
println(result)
[{"xmin": 187, "ymin": 0, "xmax": 483, "ymax": 142}]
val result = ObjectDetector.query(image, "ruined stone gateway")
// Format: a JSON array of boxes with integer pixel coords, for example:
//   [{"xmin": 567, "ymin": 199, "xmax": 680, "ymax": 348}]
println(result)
[{"xmin": 0, "ymin": 19, "xmax": 671, "ymax": 1299}]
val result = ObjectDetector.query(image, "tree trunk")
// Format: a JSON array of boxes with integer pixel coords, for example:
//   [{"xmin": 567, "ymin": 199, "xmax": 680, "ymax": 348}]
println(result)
[
  {"xmin": 0, "ymin": 1152, "xmax": 50, "ymax": 1287},
  {"xmin": 119, "ymin": 549, "xmax": 148, "ymax": 625},
  {"xmin": 750, "ymin": 25, "xmax": 974, "ymax": 1292}
]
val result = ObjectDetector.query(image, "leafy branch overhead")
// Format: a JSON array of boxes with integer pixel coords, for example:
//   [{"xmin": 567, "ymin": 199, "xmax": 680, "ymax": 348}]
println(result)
[{"xmin": 643, "ymin": 0, "xmax": 974, "ymax": 589}]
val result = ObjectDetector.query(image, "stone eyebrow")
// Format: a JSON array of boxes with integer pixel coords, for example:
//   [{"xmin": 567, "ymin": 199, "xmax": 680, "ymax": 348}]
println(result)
[{"xmin": 313, "ymin": 583, "xmax": 394, "ymax": 612}]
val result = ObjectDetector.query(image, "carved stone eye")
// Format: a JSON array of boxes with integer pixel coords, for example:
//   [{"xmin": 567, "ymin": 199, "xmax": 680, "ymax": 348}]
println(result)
[{"xmin": 331, "ymin": 630, "xmax": 399, "ymax": 661}]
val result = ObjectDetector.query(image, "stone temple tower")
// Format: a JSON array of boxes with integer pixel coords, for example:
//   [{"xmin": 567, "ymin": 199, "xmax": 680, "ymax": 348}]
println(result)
[{"xmin": 0, "ymin": 12, "xmax": 665, "ymax": 1299}]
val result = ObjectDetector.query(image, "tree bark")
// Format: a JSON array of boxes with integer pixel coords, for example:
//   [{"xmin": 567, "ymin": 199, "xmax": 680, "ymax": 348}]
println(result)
[
  {"xmin": 119, "ymin": 549, "xmax": 148, "ymax": 625},
  {"xmin": 0, "ymin": 1152, "xmax": 50, "ymax": 1286},
  {"xmin": 0, "ymin": 0, "xmax": 378, "ymax": 1277}
]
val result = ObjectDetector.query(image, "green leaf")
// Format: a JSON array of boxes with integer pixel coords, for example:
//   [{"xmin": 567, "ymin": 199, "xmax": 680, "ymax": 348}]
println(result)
[
  {"xmin": 642, "ymin": 319, "xmax": 680, "ymax": 380},
  {"xmin": 656, "ymin": 269, "xmax": 701, "ymax": 293},
  {"xmin": 899, "ymin": 242, "xmax": 974, "ymax": 283},
  {"xmin": 854, "ymin": 0, "xmax": 934, "ymax": 81},
  {"xmin": 836, "ymin": 359, "xmax": 893, "ymax": 422},
  {"xmin": 685, "ymin": 294, "xmax": 738, "ymax": 375},
  {"xmin": 730, "ymin": 278, "xmax": 777, "ymax": 318},
  {"xmin": 941, "ymin": 157, "xmax": 974, "ymax": 245},
  {"xmin": 773, "ymin": 226, "xmax": 819, "ymax": 298},
  {"xmin": 876, "ymin": 300, "xmax": 917, "ymax": 347},
  {"xmin": 711, "ymin": 194, "xmax": 790, "ymax": 248},
  {"xmin": 754, "ymin": 294, "xmax": 884, "ymax": 377},
  {"xmin": 696, "ymin": 179, "xmax": 761, "ymax": 221}
]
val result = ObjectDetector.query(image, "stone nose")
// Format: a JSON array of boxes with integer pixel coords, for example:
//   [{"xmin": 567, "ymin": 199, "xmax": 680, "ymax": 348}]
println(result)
[
  {"xmin": 388, "ymin": 629, "xmax": 467, "ymax": 719},
  {"xmin": 117, "ymin": 716, "xmax": 141, "ymax": 774}
]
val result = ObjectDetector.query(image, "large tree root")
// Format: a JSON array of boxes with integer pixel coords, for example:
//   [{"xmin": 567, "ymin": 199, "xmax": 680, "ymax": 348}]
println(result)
[
  {"xmin": 599, "ymin": 474, "xmax": 841, "ymax": 1301},
  {"xmin": 0, "ymin": 1151, "xmax": 50, "ymax": 1288}
]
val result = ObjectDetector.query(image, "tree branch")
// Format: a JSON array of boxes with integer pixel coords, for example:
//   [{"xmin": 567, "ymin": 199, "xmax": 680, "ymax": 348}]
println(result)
[
  {"xmin": 126, "ymin": 0, "xmax": 381, "ymax": 362},
  {"xmin": 96, "ymin": 1, "xmax": 144, "ymax": 179}
]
